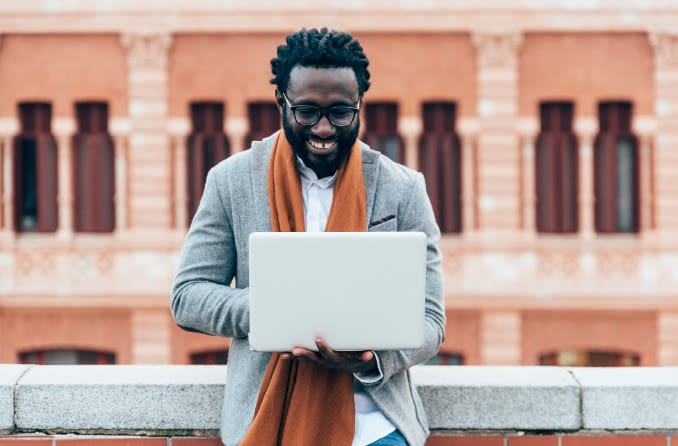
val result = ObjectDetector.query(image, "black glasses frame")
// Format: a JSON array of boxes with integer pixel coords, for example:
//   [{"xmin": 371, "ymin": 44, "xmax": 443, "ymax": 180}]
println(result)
[{"xmin": 281, "ymin": 92, "xmax": 360, "ymax": 127}]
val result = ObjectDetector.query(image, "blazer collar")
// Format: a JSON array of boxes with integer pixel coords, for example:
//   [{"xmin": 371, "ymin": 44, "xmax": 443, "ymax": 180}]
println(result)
[{"xmin": 360, "ymin": 141, "xmax": 380, "ymax": 225}]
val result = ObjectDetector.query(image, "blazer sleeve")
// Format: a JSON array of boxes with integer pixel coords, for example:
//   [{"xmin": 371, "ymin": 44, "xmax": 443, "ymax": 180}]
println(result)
[
  {"xmin": 170, "ymin": 167, "xmax": 250, "ymax": 339},
  {"xmin": 367, "ymin": 172, "xmax": 446, "ymax": 387}
]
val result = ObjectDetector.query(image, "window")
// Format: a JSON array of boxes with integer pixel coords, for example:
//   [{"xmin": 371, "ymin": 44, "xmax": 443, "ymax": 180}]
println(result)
[
  {"xmin": 13, "ymin": 102, "xmax": 58, "ymax": 232},
  {"xmin": 19, "ymin": 349, "xmax": 115, "ymax": 365},
  {"xmin": 424, "ymin": 352, "xmax": 464, "ymax": 366},
  {"xmin": 245, "ymin": 102, "xmax": 280, "ymax": 145},
  {"xmin": 419, "ymin": 102, "xmax": 462, "ymax": 233},
  {"xmin": 594, "ymin": 101, "xmax": 639, "ymax": 233},
  {"xmin": 187, "ymin": 102, "xmax": 230, "ymax": 224},
  {"xmin": 190, "ymin": 349, "xmax": 229, "ymax": 365},
  {"xmin": 73, "ymin": 102, "xmax": 115, "ymax": 232},
  {"xmin": 362, "ymin": 102, "xmax": 403, "ymax": 163},
  {"xmin": 535, "ymin": 102, "xmax": 578, "ymax": 233},
  {"xmin": 539, "ymin": 350, "xmax": 639, "ymax": 367}
]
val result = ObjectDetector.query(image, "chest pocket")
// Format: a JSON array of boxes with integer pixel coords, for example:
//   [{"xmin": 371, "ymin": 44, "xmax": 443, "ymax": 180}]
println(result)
[{"xmin": 368, "ymin": 214, "xmax": 397, "ymax": 232}]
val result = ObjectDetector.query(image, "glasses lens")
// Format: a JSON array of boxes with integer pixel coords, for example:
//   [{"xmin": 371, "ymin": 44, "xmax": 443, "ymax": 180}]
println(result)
[
  {"xmin": 293, "ymin": 106, "xmax": 320, "ymax": 125},
  {"xmin": 329, "ymin": 108, "xmax": 356, "ymax": 126}
]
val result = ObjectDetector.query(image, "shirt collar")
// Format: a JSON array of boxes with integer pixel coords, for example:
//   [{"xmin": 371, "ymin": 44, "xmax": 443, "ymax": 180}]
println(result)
[{"xmin": 296, "ymin": 156, "xmax": 338, "ymax": 188}]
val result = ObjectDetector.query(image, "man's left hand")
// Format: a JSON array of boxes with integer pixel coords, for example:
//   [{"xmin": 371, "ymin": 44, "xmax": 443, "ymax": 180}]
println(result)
[{"xmin": 289, "ymin": 338, "xmax": 377, "ymax": 374}]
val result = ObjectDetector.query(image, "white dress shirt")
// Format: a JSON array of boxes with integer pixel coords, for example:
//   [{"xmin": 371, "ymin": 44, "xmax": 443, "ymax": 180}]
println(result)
[{"xmin": 296, "ymin": 157, "xmax": 397, "ymax": 446}]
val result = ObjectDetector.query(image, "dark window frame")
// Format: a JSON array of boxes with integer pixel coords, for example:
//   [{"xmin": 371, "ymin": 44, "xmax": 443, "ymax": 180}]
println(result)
[
  {"xmin": 245, "ymin": 101, "xmax": 280, "ymax": 145},
  {"xmin": 187, "ymin": 101, "xmax": 230, "ymax": 225},
  {"xmin": 425, "ymin": 352, "xmax": 464, "ymax": 366},
  {"xmin": 362, "ymin": 102, "xmax": 404, "ymax": 163},
  {"xmin": 13, "ymin": 102, "xmax": 58, "ymax": 233},
  {"xmin": 594, "ymin": 101, "xmax": 640, "ymax": 234},
  {"xmin": 73, "ymin": 101, "xmax": 116, "ymax": 233},
  {"xmin": 190, "ymin": 349, "xmax": 229, "ymax": 365},
  {"xmin": 535, "ymin": 101, "xmax": 579, "ymax": 234},
  {"xmin": 19, "ymin": 348, "xmax": 116, "ymax": 365},
  {"xmin": 418, "ymin": 101, "xmax": 462, "ymax": 233},
  {"xmin": 539, "ymin": 349, "xmax": 640, "ymax": 367}
]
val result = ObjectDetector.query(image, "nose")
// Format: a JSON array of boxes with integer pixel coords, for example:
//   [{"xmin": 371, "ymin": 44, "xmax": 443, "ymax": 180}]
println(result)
[{"xmin": 311, "ymin": 113, "xmax": 335, "ymax": 139}]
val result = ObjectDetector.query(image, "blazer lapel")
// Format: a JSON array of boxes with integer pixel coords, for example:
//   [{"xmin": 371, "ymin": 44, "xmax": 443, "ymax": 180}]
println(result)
[
  {"xmin": 249, "ymin": 132, "xmax": 276, "ymax": 232},
  {"xmin": 360, "ymin": 142, "xmax": 380, "ymax": 228}
]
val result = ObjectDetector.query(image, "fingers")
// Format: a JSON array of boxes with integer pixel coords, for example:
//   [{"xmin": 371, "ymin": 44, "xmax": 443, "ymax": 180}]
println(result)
[
  {"xmin": 292, "ymin": 347, "xmax": 321, "ymax": 362},
  {"xmin": 289, "ymin": 339, "xmax": 375, "ymax": 373}
]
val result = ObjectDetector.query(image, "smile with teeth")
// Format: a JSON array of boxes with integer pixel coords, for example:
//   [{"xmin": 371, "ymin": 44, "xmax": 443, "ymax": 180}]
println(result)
[{"xmin": 308, "ymin": 139, "xmax": 336, "ymax": 152}]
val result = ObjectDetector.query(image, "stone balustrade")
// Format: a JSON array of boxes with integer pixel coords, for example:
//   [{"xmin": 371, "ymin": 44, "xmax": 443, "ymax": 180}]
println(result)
[{"xmin": 2, "ymin": 365, "xmax": 678, "ymax": 443}]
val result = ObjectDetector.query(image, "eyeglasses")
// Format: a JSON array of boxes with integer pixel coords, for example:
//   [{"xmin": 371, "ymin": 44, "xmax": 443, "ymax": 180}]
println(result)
[{"xmin": 282, "ymin": 92, "xmax": 360, "ymax": 127}]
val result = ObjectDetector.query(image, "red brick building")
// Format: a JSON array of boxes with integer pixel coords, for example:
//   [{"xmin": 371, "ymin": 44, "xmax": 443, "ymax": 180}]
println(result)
[{"xmin": 0, "ymin": 1, "xmax": 677, "ymax": 368}]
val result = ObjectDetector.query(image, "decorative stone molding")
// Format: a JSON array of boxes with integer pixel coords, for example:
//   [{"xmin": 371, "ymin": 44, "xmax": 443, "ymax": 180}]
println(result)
[
  {"xmin": 0, "ymin": 118, "xmax": 19, "ymax": 137},
  {"xmin": 573, "ymin": 116, "xmax": 598, "ymax": 139},
  {"xmin": 633, "ymin": 115, "xmax": 658, "ymax": 137},
  {"xmin": 471, "ymin": 31, "xmax": 523, "ymax": 69},
  {"xmin": 120, "ymin": 32, "xmax": 172, "ymax": 70},
  {"xmin": 649, "ymin": 32, "xmax": 678, "ymax": 68}
]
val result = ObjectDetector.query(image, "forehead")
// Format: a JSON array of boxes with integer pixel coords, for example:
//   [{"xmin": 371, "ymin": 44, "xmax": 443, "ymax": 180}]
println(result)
[{"xmin": 286, "ymin": 66, "xmax": 359, "ymax": 101}]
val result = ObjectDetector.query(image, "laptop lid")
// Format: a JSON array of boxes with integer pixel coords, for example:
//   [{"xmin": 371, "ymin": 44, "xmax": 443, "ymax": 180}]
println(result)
[{"xmin": 248, "ymin": 231, "xmax": 427, "ymax": 352}]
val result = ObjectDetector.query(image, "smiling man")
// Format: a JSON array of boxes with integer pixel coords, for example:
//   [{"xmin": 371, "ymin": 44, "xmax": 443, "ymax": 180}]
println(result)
[{"xmin": 171, "ymin": 28, "xmax": 445, "ymax": 446}]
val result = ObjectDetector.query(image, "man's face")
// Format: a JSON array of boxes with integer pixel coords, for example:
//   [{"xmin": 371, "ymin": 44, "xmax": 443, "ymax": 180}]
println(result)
[{"xmin": 277, "ymin": 66, "xmax": 361, "ymax": 179}]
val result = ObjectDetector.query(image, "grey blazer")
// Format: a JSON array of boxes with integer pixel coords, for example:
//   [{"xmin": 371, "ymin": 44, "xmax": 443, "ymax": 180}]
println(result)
[{"xmin": 171, "ymin": 132, "xmax": 445, "ymax": 446}]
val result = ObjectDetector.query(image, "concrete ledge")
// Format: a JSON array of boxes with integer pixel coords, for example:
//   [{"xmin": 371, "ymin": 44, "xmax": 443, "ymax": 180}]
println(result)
[
  {"xmin": 572, "ymin": 367, "xmax": 678, "ymax": 430},
  {"xmin": 15, "ymin": 365, "xmax": 225, "ymax": 432},
  {"xmin": 2, "ymin": 364, "xmax": 678, "ymax": 435},
  {"xmin": 0, "ymin": 365, "xmax": 31, "ymax": 434},
  {"xmin": 412, "ymin": 366, "xmax": 581, "ymax": 431}
]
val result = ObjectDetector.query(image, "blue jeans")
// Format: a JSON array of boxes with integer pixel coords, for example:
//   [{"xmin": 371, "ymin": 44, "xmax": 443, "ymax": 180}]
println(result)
[{"xmin": 367, "ymin": 430, "xmax": 408, "ymax": 446}]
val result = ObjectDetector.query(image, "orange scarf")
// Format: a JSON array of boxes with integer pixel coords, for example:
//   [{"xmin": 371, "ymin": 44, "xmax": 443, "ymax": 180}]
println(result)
[{"xmin": 240, "ymin": 132, "xmax": 366, "ymax": 446}]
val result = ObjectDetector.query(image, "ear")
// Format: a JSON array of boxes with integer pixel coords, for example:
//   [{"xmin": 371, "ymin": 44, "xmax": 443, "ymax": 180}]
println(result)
[{"xmin": 275, "ymin": 90, "xmax": 284, "ymax": 113}]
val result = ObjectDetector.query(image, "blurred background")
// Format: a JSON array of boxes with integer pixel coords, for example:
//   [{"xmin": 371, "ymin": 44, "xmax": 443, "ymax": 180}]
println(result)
[{"xmin": 0, "ymin": 0, "xmax": 677, "ymax": 369}]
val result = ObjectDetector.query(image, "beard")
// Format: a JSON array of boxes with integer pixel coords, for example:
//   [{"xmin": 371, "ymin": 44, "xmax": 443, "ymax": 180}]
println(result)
[{"xmin": 282, "ymin": 112, "xmax": 360, "ymax": 178}]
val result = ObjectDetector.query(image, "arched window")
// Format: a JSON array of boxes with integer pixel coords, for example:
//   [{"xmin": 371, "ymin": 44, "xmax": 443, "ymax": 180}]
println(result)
[
  {"xmin": 19, "ymin": 348, "xmax": 115, "ymax": 365},
  {"xmin": 535, "ymin": 101, "xmax": 578, "ymax": 233},
  {"xmin": 190, "ymin": 349, "xmax": 229, "ymax": 365},
  {"xmin": 418, "ymin": 102, "xmax": 462, "ymax": 233},
  {"xmin": 13, "ymin": 102, "xmax": 58, "ymax": 232},
  {"xmin": 186, "ymin": 102, "xmax": 230, "ymax": 224},
  {"xmin": 539, "ymin": 350, "xmax": 640, "ymax": 367},
  {"xmin": 73, "ymin": 101, "xmax": 115, "ymax": 232},
  {"xmin": 245, "ymin": 101, "xmax": 280, "ymax": 145},
  {"xmin": 425, "ymin": 352, "xmax": 464, "ymax": 366},
  {"xmin": 362, "ymin": 102, "xmax": 403, "ymax": 163},
  {"xmin": 594, "ymin": 101, "xmax": 639, "ymax": 233}
]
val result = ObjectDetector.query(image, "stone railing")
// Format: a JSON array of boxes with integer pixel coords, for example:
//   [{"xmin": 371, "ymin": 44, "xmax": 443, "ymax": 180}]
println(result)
[{"xmin": 1, "ymin": 365, "xmax": 678, "ymax": 445}]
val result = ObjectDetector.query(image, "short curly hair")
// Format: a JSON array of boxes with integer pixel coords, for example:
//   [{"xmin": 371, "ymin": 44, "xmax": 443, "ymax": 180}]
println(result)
[{"xmin": 271, "ymin": 27, "xmax": 371, "ymax": 96}]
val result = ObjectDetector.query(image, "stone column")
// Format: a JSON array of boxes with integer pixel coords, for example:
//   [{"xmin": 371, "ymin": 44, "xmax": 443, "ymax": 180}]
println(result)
[
  {"xmin": 167, "ymin": 118, "xmax": 190, "ymax": 232},
  {"xmin": 472, "ymin": 31, "xmax": 523, "ymax": 231},
  {"xmin": 458, "ymin": 117, "xmax": 479, "ymax": 235},
  {"xmin": 649, "ymin": 32, "xmax": 678, "ymax": 233},
  {"xmin": 480, "ymin": 310, "xmax": 522, "ymax": 365},
  {"xmin": 574, "ymin": 117, "xmax": 597, "ymax": 239},
  {"xmin": 121, "ymin": 32, "xmax": 172, "ymax": 232},
  {"xmin": 0, "ymin": 118, "xmax": 17, "ymax": 235},
  {"xmin": 110, "ymin": 118, "xmax": 131, "ymax": 233},
  {"xmin": 518, "ymin": 117, "xmax": 538, "ymax": 236},
  {"xmin": 131, "ymin": 308, "xmax": 171, "ymax": 364},
  {"xmin": 53, "ymin": 117, "xmax": 75, "ymax": 239},
  {"xmin": 399, "ymin": 116, "xmax": 422, "ymax": 171},
  {"xmin": 658, "ymin": 312, "xmax": 678, "ymax": 366},
  {"xmin": 226, "ymin": 116, "xmax": 248, "ymax": 154},
  {"xmin": 633, "ymin": 116, "xmax": 657, "ymax": 236}
]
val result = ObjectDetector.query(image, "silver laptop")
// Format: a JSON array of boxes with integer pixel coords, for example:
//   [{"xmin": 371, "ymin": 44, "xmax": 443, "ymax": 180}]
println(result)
[{"xmin": 248, "ymin": 231, "xmax": 427, "ymax": 352}]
